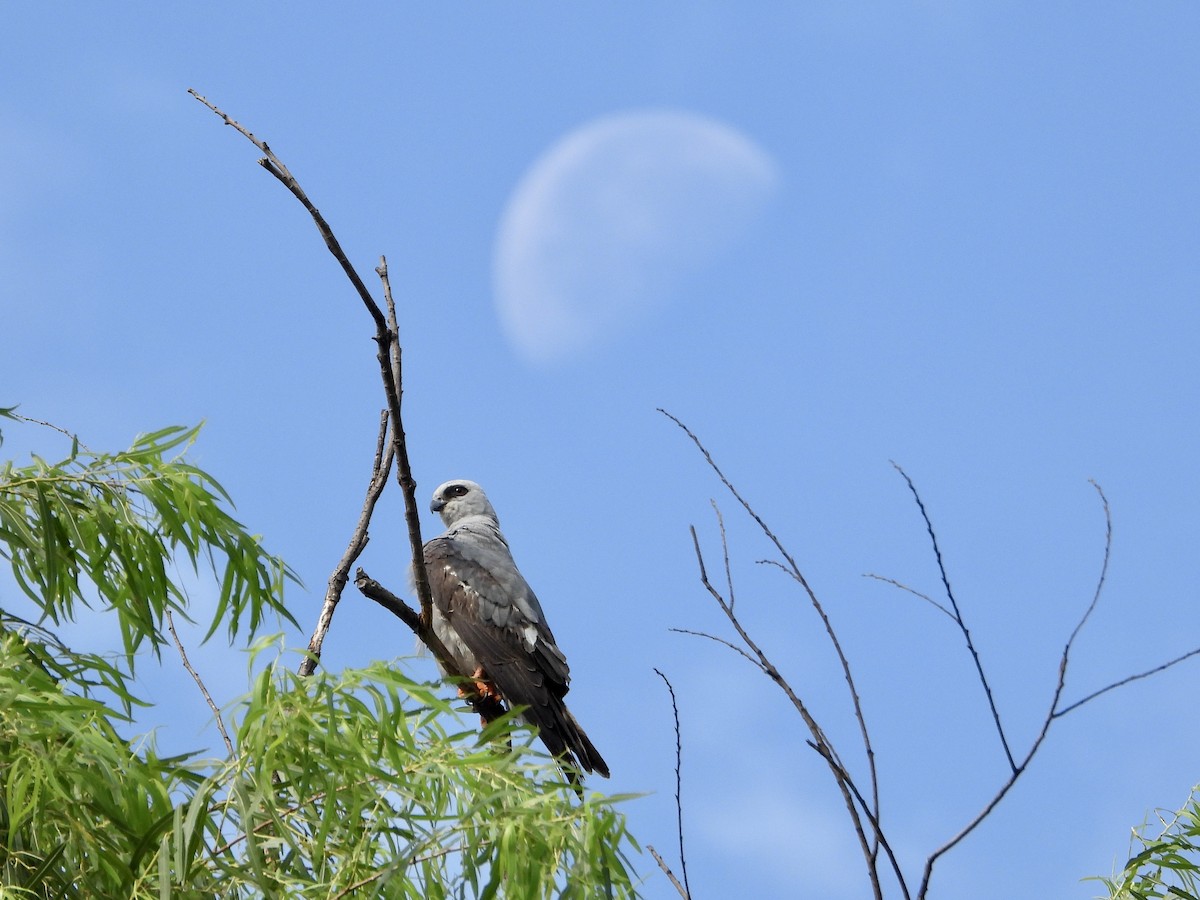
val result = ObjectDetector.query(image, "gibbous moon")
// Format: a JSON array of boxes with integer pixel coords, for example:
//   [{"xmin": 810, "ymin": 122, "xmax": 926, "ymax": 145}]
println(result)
[{"xmin": 493, "ymin": 111, "xmax": 779, "ymax": 365}]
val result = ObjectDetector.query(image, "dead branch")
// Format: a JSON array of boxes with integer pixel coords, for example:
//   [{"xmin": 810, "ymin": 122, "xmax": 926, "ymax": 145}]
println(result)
[
  {"xmin": 354, "ymin": 569, "xmax": 506, "ymax": 724},
  {"xmin": 191, "ymin": 91, "xmax": 498, "ymax": 724},
  {"xmin": 647, "ymin": 845, "xmax": 690, "ymax": 899},
  {"xmin": 298, "ymin": 411, "xmax": 394, "ymax": 677},
  {"xmin": 654, "ymin": 668, "xmax": 691, "ymax": 900},
  {"xmin": 662, "ymin": 409, "xmax": 882, "ymax": 864},
  {"xmin": 861, "ymin": 572, "xmax": 955, "ymax": 622},
  {"xmin": 166, "ymin": 609, "xmax": 234, "ymax": 756},
  {"xmin": 891, "ymin": 461, "xmax": 1016, "ymax": 774},
  {"xmin": 689, "ymin": 519, "xmax": 896, "ymax": 900}
]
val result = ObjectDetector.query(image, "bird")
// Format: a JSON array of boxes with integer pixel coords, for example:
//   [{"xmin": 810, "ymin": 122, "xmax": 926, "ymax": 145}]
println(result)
[{"xmin": 420, "ymin": 478, "xmax": 610, "ymax": 780}]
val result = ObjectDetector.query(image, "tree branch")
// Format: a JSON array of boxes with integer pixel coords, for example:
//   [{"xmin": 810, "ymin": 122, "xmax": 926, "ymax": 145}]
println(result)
[
  {"xmin": 654, "ymin": 668, "xmax": 691, "ymax": 900},
  {"xmin": 862, "ymin": 572, "xmax": 956, "ymax": 622},
  {"xmin": 891, "ymin": 461, "xmax": 1016, "ymax": 774},
  {"xmin": 187, "ymin": 89, "xmax": 387, "ymax": 334},
  {"xmin": 647, "ymin": 846, "xmax": 690, "ymax": 899},
  {"xmin": 375, "ymin": 257, "xmax": 435, "ymax": 632},
  {"xmin": 166, "ymin": 609, "xmax": 234, "ymax": 756},
  {"xmin": 298, "ymin": 410, "xmax": 394, "ymax": 677},
  {"xmin": 689, "ymin": 518, "xmax": 889, "ymax": 900},
  {"xmin": 191, "ymin": 91, "xmax": 495, "ymax": 724},
  {"xmin": 663, "ymin": 409, "xmax": 882, "ymax": 864}
]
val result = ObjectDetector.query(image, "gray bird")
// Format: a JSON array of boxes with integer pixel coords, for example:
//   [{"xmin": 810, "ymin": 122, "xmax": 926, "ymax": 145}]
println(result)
[{"xmin": 422, "ymin": 479, "xmax": 610, "ymax": 779}]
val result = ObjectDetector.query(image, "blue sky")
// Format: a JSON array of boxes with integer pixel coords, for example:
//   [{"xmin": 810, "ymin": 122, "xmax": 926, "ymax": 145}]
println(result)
[{"xmin": 3, "ymin": 4, "xmax": 1199, "ymax": 897}]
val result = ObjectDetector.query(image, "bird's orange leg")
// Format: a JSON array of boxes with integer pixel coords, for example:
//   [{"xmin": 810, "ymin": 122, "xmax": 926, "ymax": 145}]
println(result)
[{"xmin": 456, "ymin": 666, "xmax": 504, "ymax": 704}]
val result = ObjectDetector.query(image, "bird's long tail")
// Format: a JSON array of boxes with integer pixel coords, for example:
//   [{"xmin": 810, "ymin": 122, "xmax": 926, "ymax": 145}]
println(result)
[
  {"xmin": 531, "ymin": 701, "xmax": 610, "ymax": 781},
  {"xmin": 559, "ymin": 704, "xmax": 610, "ymax": 779}
]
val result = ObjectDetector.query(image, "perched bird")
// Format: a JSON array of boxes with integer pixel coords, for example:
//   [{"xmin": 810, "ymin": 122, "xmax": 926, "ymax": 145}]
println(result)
[{"xmin": 421, "ymin": 479, "xmax": 610, "ymax": 779}]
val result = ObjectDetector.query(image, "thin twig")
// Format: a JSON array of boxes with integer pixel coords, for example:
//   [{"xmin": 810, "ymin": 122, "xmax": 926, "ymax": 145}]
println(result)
[
  {"xmin": 806, "ymin": 739, "xmax": 910, "ymax": 900},
  {"xmin": 1065, "ymin": 480, "xmax": 1112, "ymax": 649},
  {"xmin": 1054, "ymin": 646, "xmax": 1200, "ymax": 718},
  {"xmin": 9, "ymin": 413, "xmax": 96, "ymax": 455},
  {"xmin": 646, "ymin": 846, "xmax": 690, "ymax": 899},
  {"xmin": 298, "ymin": 410, "xmax": 394, "ymax": 677},
  {"xmin": 669, "ymin": 628, "xmax": 762, "ymax": 670},
  {"xmin": 166, "ymin": 609, "xmax": 234, "ymax": 756},
  {"xmin": 892, "ymin": 461, "xmax": 1017, "ymax": 774},
  {"xmin": 863, "ymin": 573, "xmax": 956, "ymax": 622},
  {"xmin": 654, "ymin": 668, "xmax": 691, "ymax": 900},
  {"xmin": 187, "ymin": 89, "xmax": 386, "ymax": 334}
]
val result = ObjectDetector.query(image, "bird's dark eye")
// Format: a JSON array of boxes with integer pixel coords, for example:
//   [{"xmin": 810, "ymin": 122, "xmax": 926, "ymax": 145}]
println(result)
[{"xmin": 448, "ymin": 484, "xmax": 470, "ymax": 498}]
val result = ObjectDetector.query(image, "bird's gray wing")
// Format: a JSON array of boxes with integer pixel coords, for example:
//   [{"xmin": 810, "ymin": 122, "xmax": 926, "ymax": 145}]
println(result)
[
  {"xmin": 423, "ymin": 520, "xmax": 608, "ymax": 777},
  {"xmin": 424, "ymin": 519, "xmax": 570, "ymax": 696}
]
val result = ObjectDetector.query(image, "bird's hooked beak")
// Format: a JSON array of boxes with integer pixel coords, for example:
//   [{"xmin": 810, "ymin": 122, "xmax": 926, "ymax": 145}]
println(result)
[{"xmin": 430, "ymin": 496, "xmax": 446, "ymax": 514}]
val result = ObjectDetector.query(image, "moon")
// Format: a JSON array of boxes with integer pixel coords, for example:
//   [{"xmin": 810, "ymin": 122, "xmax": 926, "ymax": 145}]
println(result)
[{"xmin": 493, "ymin": 110, "xmax": 779, "ymax": 365}]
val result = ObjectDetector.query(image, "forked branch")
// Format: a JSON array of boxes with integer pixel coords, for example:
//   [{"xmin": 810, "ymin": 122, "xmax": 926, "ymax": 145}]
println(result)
[
  {"xmin": 688, "ymin": 514, "xmax": 904, "ymax": 900},
  {"xmin": 191, "ymin": 90, "xmax": 499, "ymax": 723},
  {"xmin": 892, "ymin": 462, "xmax": 1016, "ymax": 773},
  {"xmin": 661, "ymin": 408, "xmax": 882, "ymax": 858},
  {"xmin": 668, "ymin": 414, "xmax": 1200, "ymax": 899}
]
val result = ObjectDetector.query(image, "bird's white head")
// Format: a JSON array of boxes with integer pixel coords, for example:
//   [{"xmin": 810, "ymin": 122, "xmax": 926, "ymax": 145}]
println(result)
[{"xmin": 430, "ymin": 479, "xmax": 498, "ymax": 526}]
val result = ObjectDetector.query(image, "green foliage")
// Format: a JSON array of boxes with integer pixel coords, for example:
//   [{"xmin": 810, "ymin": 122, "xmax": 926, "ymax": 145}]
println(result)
[
  {"xmin": 1095, "ymin": 787, "xmax": 1200, "ymax": 900},
  {"xmin": 0, "ymin": 419, "xmax": 297, "ymax": 669},
  {"xmin": 0, "ymin": 414, "xmax": 639, "ymax": 898}
]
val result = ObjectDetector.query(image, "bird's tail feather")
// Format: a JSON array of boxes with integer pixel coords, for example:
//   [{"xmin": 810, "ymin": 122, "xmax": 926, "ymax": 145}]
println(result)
[
  {"xmin": 559, "ymin": 705, "xmax": 610, "ymax": 779},
  {"xmin": 529, "ymin": 701, "xmax": 610, "ymax": 781}
]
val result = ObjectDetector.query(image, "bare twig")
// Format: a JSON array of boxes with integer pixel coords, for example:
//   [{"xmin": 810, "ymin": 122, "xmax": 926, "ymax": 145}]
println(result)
[
  {"xmin": 646, "ymin": 846, "xmax": 690, "ymax": 899},
  {"xmin": 1065, "ymin": 480, "xmax": 1111, "ymax": 649},
  {"xmin": 1053, "ymin": 646, "xmax": 1200, "ymax": 718},
  {"xmin": 662, "ymin": 410, "xmax": 882, "ymax": 864},
  {"xmin": 667, "ymin": 423, "xmax": 1200, "ymax": 900},
  {"xmin": 298, "ymin": 411, "xmax": 394, "ymax": 677},
  {"xmin": 166, "ymin": 609, "xmax": 234, "ymax": 756},
  {"xmin": 669, "ymin": 628, "xmax": 762, "ymax": 670},
  {"xmin": 187, "ymin": 89, "xmax": 386, "ymax": 334},
  {"xmin": 862, "ymin": 573, "xmax": 956, "ymax": 622},
  {"xmin": 9, "ymin": 413, "xmax": 96, "ymax": 455},
  {"xmin": 916, "ymin": 480, "xmax": 1148, "ymax": 898},
  {"xmin": 891, "ymin": 461, "xmax": 1017, "ymax": 774},
  {"xmin": 654, "ymin": 668, "xmax": 691, "ymax": 900}
]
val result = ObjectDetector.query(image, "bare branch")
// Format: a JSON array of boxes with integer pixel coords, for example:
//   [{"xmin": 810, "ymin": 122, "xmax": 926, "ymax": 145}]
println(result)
[
  {"xmin": 689, "ymin": 522, "xmax": 884, "ymax": 900},
  {"xmin": 166, "ymin": 609, "xmax": 234, "ymax": 756},
  {"xmin": 806, "ymin": 739, "xmax": 910, "ymax": 900},
  {"xmin": 187, "ymin": 89, "xmax": 387, "ymax": 333},
  {"xmin": 917, "ymin": 480, "xmax": 1134, "ymax": 898},
  {"xmin": 375, "ymin": 256, "xmax": 436, "ymax": 632},
  {"xmin": 1065, "ymin": 480, "xmax": 1112, "ymax": 649},
  {"xmin": 299, "ymin": 410, "xmax": 394, "ymax": 677},
  {"xmin": 647, "ymin": 845, "xmax": 690, "ymax": 899},
  {"xmin": 863, "ymin": 573, "xmax": 956, "ymax": 622},
  {"xmin": 1056, "ymin": 645, "xmax": 1200, "ymax": 719},
  {"xmin": 663, "ymin": 410, "xmax": 881, "ymax": 863},
  {"xmin": 891, "ymin": 461, "xmax": 1016, "ymax": 774},
  {"xmin": 654, "ymin": 668, "xmax": 691, "ymax": 900},
  {"xmin": 669, "ymin": 628, "xmax": 763, "ymax": 670},
  {"xmin": 194, "ymin": 95, "xmax": 494, "ymax": 734}
]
